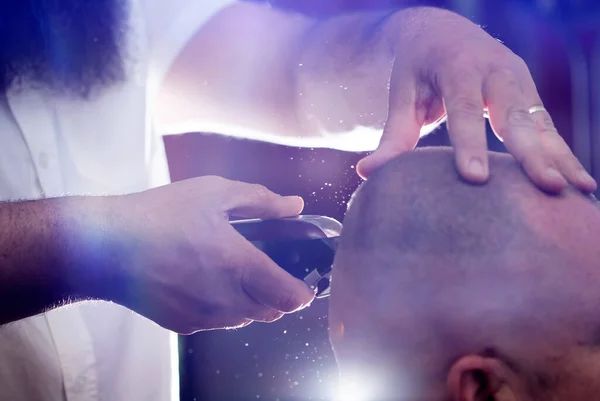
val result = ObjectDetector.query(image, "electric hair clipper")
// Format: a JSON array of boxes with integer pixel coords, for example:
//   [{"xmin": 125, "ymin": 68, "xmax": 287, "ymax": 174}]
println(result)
[{"xmin": 230, "ymin": 215, "xmax": 342, "ymax": 298}]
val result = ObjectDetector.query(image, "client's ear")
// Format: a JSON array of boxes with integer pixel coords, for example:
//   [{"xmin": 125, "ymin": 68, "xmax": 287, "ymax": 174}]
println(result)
[{"xmin": 446, "ymin": 355, "xmax": 525, "ymax": 401}]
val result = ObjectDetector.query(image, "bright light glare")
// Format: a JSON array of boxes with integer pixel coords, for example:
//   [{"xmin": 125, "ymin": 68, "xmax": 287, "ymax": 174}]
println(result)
[
  {"xmin": 333, "ymin": 375, "xmax": 373, "ymax": 401},
  {"xmin": 159, "ymin": 121, "xmax": 383, "ymax": 152}
]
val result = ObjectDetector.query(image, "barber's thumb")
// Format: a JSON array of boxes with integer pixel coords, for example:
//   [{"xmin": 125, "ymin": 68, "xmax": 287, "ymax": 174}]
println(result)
[
  {"xmin": 228, "ymin": 184, "xmax": 304, "ymax": 219},
  {"xmin": 357, "ymin": 114, "xmax": 420, "ymax": 179},
  {"xmin": 240, "ymin": 246, "xmax": 315, "ymax": 313}
]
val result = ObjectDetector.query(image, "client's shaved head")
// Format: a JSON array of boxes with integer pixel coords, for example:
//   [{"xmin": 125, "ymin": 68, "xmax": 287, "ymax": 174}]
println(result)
[{"xmin": 330, "ymin": 147, "xmax": 600, "ymax": 401}]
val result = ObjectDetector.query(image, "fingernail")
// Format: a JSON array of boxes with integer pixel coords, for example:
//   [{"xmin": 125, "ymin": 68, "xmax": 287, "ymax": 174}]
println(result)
[
  {"xmin": 469, "ymin": 158, "xmax": 485, "ymax": 177},
  {"xmin": 284, "ymin": 195, "xmax": 304, "ymax": 208},
  {"xmin": 579, "ymin": 169, "xmax": 596, "ymax": 184},
  {"xmin": 356, "ymin": 159, "xmax": 370, "ymax": 180},
  {"xmin": 546, "ymin": 167, "xmax": 564, "ymax": 182},
  {"xmin": 579, "ymin": 170, "xmax": 597, "ymax": 192}
]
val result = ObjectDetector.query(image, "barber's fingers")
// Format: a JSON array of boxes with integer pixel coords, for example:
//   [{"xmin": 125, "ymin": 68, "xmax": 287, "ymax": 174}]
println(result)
[
  {"xmin": 518, "ymin": 69, "xmax": 597, "ymax": 193},
  {"xmin": 439, "ymin": 71, "xmax": 489, "ymax": 183},
  {"xmin": 219, "ymin": 179, "xmax": 304, "ymax": 219},
  {"xmin": 484, "ymin": 68, "xmax": 568, "ymax": 193},
  {"xmin": 226, "ymin": 227, "xmax": 315, "ymax": 313},
  {"xmin": 357, "ymin": 63, "xmax": 421, "ymax": 179}
]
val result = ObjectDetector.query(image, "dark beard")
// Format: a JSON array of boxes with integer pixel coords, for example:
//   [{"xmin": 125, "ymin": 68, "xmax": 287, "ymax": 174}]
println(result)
[{"xmin": 0, "ymin": 0, "xmax": 128, "ymax": 99}]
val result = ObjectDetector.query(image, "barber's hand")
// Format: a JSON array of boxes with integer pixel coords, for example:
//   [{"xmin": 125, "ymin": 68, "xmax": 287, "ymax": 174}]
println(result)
[
  {"xmin": 109, "ymin": 176, "xmax": 314, "ymax": 334},
  {"xmin": 358, "ymin": 7, "xmax": 597, "ymax": 193}
]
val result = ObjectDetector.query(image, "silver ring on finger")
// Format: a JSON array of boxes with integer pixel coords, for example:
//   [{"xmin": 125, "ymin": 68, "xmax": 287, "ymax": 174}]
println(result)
[
  {"xmin": 483, "ymin": 105, "xmax": 547, "ymax": 119},
  {"xmin": 528, "ymin": 105, "xmax": 546, "ymax": 115}
]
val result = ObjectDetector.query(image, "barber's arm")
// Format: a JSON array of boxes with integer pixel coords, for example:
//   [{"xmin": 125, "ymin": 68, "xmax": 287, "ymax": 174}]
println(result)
[
  {"xmin": 158, "ymin": 3, "xmax": 596, "ymax": 194},
  {"xmin": 0, "ymin": 197, "xmax": 97, "ymax": 324},
  {"xmin": 0, "ymin": 177, "xmax": 314, "ymax": 330}
]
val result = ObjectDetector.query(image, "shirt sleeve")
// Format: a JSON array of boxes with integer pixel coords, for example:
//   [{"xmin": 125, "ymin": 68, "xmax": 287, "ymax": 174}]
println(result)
[{"xmin": 139, "ymin": 0, "xmax": 235, "ymax": 86}]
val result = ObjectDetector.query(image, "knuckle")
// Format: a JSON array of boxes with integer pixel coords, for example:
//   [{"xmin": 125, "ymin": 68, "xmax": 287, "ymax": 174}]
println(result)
[
  {"xmin": 445, "ymin": 50, "xmax": 475, "ymax": 70},
  {"xmin": 198, "ymin": 207, "xmax": 224, "ymax": 234},
  {"xmin": 441, "ymin": 67, "xmax": 473, "ymax": 91},
  {"xmin": 249, "ymin": 184, "xmax": 275, "ymax": 204},
  {"xmin": 201, "ymin": 175, "xmax": 228, "ymax": 187},
  {"xmin": 507, "ymin": 107, "xmax": 535, "ymax": 127},
  {"xmin": 435, "ymin": 54, "xmax": 474, "ymax": 87},
  {"xmin": 489, "ymin": 65, "xmax": 514, "ymax": 78},
  {"xmin": 538, "ymin": 115, "xmax": 558, "ymax": 135},
  {"xmin": 486, "ymin": 45, "xmax": 518, "ymax": 67},
  {"xmin": 489, "ymin": 66, "xmax": 520, "ymax": 88},
  {"xmin": 198, "ymin": 175, "xmax": 232, "ymax": 206},
  {"xmin": 277, "ymin": 290, "xmax": 301, "ymax": 313},
  {"xmin": 450, "ymin": 98, "xmax": 485, "ymax": 119},
  {"xmin": 447, "ymin": 64, "xmax": 472, "ymax": 83}
]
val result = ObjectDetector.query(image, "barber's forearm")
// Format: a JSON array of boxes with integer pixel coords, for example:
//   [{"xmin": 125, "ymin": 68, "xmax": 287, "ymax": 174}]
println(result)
[
  {"xmin": 157, "ymin": 4, "xmax": 402, "ymax": 149},
  {"xmin": 0, "ymin": 197, "xmax": 114, "ymax": 325},
  {"xmin": 294, "ymin": 10, "xmax": 399, "ymax": 141}
]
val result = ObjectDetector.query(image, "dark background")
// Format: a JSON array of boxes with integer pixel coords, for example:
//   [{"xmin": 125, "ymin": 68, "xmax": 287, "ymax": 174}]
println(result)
[{"xmin": 166, "ymin": 1, "xmax": 600, "ymax": 400}]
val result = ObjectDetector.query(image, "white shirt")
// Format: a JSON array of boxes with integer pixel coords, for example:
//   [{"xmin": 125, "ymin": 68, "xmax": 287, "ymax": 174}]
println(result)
[{"xmin": 0, "ymin": 0, "xmax": 233, "ymax": 400}]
